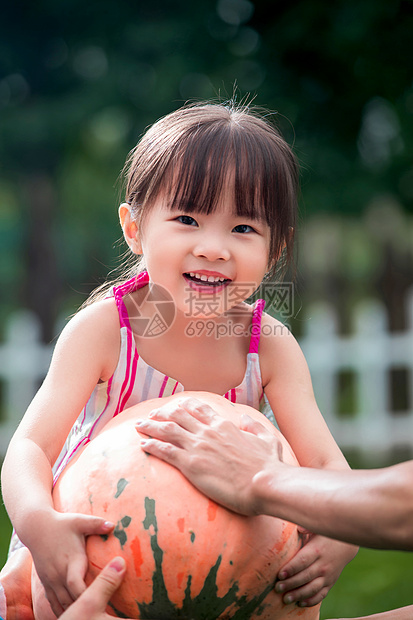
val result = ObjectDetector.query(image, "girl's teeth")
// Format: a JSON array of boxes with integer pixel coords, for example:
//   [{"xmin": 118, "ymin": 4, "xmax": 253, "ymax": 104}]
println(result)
[{"xmin": 188, "ymin": 272, "xmax": 227, "ymax": 283}]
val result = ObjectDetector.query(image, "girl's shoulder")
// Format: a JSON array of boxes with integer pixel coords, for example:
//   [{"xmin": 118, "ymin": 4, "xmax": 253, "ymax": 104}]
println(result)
[
  {"xmin": 259, "ymin": 311, "xmax": 308, "ymax": 387},
  {"xmin": 68, "ymin": 297, "xmax": 120, "ymax": 334},
  {"xmin": 259, "ymin": 310, "xmax": 292, "ymax": 339},
  {"xmin": 259, "ymin": 310, "xmax": 294, "ymax": 347},
  {"xmin": 57, "ymin": 297, "xmax": 121, "ymax": 383}
]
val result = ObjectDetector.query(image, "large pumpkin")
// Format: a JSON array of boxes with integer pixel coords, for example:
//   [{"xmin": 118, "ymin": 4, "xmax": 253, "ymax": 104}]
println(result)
[{"xmin": 32, "ymin": 392, "xmax": 320, "ymax": 620}]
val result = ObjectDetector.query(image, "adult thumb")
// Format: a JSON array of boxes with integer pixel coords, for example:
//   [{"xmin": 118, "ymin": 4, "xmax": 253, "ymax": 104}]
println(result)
[
  {"xmin": 93, "ymin": 556, "xmax": 126, "ymax": 598},
  {"xmin": 92, "ymin": 557, "xmax": 126, "ymax": 598}
]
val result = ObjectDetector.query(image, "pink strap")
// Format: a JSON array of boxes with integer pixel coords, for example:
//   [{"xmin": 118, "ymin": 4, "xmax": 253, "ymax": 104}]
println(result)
[
  {"xmin": 249, "ymin": 299, "xmax": 266, "ymax": 354},
  {"xmin": 113, "ymin": 271, "xmax": 149, "ymax": 329}
]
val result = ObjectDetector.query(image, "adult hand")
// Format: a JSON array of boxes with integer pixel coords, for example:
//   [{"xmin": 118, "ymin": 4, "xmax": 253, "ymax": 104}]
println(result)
[
  {"xmin": 135, "ymin": 396, "xmax": 285, "ymax": 516},
  {"xmin": 60, "ymin": 557, "xmax": 134, "ymax": 620}
]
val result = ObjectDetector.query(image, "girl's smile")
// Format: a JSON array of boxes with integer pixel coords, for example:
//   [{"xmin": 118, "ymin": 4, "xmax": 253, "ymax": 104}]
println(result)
[{"xmin": 183, "ymin": 270, "xmax": 232, "ymax": 294}]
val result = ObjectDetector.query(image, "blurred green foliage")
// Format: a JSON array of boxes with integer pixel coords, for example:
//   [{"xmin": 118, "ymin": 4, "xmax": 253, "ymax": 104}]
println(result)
[{"xmin": 1, "ymin": 0, "xmax": 412, "ymax": 337}]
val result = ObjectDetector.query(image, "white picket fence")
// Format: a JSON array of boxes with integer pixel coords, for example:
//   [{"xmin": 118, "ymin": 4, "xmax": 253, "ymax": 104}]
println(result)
[
  {"xmin": 300, "ymin": 293, "xmax": 413, "ymax": 456},
  {"xmin": 1, "ymin": 297, "xmax": 413, "ymax": 458},
  {"xmin": 0, "ymin": 311, "xmax": 56, "ymax": 456}
]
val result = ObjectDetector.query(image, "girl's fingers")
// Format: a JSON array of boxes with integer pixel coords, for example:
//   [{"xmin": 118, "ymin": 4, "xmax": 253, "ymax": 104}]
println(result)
[
  {"xmin": 66, "ymin": 555, "xmax": 88, "ymax": 601},
  {"xmin": 299, "ymin": 585, "xmax": 330, "ymax": 607},
  {"xmin": 46, "ymin": 583, "xmax": 72, "ymax": 616},
  {"xmin": 276, "ymin": 562, "xmax": 318, "ymax": 593},
  {"xmin": 277, "ymin": 544, "xmax": 317, "ymax": 581},
  {"xmin": 282, "ymin": 580, "xmax": 329, "ymax": 607},
  {"xmin": 74, "ymin": 515, "xmax": 114, "ymax": 537}
]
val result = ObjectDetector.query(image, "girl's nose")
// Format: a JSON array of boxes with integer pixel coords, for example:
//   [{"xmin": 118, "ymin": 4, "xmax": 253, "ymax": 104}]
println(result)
[{"xmin": 193, "ymin": 235, "xmax": 231, "ymax": 262}]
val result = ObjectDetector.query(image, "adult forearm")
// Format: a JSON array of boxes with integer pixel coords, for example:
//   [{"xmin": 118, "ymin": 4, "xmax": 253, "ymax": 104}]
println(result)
[
  {"xmin": 1, "ymin": 436, "xmax": 55, "ymax": 544},
  {"xmin": 254, "ymin": 461, "xmax": 413, "ymax": 550}
]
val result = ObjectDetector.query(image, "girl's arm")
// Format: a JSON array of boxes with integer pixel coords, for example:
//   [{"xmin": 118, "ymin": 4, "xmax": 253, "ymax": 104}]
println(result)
[
  {"xmin": 260, "ymin": 314, "xmax": 358, "ymax": 607},
  {"xmin": 1, "ymin": 299, "xmax": 120, "ymax": 615},
  {"xmin": 260, "ymin": 314, "xmax": 347, "ymax": 471}
]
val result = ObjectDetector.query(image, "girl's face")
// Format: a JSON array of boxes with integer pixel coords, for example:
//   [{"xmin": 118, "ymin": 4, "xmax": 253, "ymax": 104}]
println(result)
[{"xmin": 122, "ymin": 189, "xmax": 271, "ymax": 319}]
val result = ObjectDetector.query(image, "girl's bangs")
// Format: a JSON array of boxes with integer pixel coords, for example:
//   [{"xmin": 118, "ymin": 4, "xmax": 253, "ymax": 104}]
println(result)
[{"xmin": 162, "ymin": 127, "xmax": 270, "ymax": 223}]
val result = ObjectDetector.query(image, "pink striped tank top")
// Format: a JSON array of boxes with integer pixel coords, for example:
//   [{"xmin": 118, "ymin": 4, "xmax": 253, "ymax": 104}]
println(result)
[{"xmin": 51, "ymin": 271, "xmax": 273, "ymax": 481}]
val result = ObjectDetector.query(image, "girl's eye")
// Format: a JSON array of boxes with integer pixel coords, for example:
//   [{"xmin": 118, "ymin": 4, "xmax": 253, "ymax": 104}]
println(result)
[
  {"xmin": 177, "ymin": 215, "xmax": 198, "ymax": 226},
  {"xmin": 233, "ymin": 224, "xmax": 255, "ymax": 234}
]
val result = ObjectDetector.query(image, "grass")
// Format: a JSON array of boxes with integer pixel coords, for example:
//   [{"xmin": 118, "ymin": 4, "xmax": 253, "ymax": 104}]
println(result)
[
  {"xmin": 320, "ymin": 547, "xmax": 413, "ymax": 618},
  {"xmin": 0, "ymin": 494, "xmax": 12, "ymax": 567},
  {"xmin": 0, "ymin": 496, "xmax": 412, "ymax": 618}
]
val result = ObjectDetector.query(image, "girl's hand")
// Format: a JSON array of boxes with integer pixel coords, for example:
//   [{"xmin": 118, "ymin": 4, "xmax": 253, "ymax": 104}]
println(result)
[
  {"xmin": 60, "ymin": 557, "xmax": 134, "ymax": 620},
  {"xmin": 29, "ymin": 510, "xmax": 114, "ymax": 617},
  {"xmin": 275, "ymin": 533, "xmax": 358, "ymax": 607}
]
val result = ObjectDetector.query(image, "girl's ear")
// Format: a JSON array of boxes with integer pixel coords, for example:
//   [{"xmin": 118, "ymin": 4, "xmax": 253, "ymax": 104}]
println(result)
[{"xmin": 119, "ymin": 203, "xmax": 143, "ymax": 255}]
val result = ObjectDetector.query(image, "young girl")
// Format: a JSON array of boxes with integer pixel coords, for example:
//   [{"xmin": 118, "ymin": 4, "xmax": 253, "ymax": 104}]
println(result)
[{"xmin": 1, "ymin": 102, "xmax": 357, "ymax": 618}]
